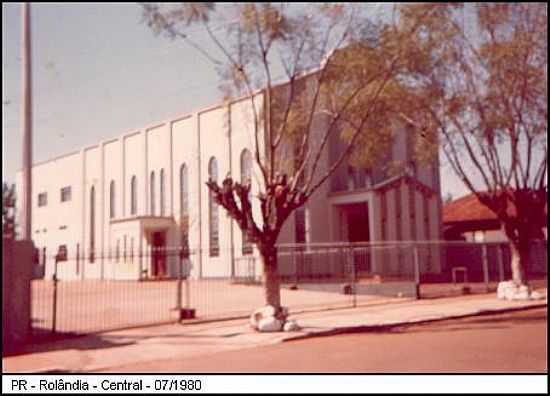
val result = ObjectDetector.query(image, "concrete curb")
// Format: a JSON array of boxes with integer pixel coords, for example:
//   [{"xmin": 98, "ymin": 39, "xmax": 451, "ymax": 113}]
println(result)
[{"xmin": 280, "ymin": 302, "xmax": 548, "ymax": 343}]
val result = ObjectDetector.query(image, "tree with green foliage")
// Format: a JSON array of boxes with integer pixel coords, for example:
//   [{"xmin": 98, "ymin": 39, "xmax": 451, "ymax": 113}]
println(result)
[
  {"xmin": 392, "ymin": 3, "xmax": 547, "ymax": 287},
  {"xmin": 141, "ymin": 3, "xmax": 447, "ymax": 322}
]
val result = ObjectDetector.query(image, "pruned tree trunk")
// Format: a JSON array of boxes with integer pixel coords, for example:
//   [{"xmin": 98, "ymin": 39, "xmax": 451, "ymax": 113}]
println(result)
[
  {"xmin": 508, "ymin": 239, "xmax": 530, "ymax": 287},
  {"xmin": 260, "ymin": 243, "xmax": 281, "ymax": 310},
  {"xmin": 504, "ymin": 216, "xmax": 539, "ymax": 288}
]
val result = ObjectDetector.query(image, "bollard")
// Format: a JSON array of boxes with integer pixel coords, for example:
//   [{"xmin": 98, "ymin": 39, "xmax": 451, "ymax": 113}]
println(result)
[
  {"xmin": 185, "ymin": 270, "xmax": 191, "ymax": 311},
  {"xmin": 177, "ymin": 248, "xmax": 194, "ymax": 320}
]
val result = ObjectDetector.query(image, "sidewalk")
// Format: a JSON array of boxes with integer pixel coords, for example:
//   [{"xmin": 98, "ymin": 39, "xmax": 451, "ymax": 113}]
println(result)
[{"xmin": 3, "ymin": 290, "xmax": 547, "ymax": 373}]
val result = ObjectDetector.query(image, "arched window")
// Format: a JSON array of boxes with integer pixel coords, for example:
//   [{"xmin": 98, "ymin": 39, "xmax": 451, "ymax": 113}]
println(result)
[
  {"xmin": 180, "ymin": 164, "xmax": 189, "ymax": 256},
  {"xmin": 130, "ymin": 176, "xmax": 137, "ymax": 215},
  {"xmin": 160, "ymin": 168, "xmax": 165, "ymax": 216},
  {"xmin": 150, "ymin": 171, "xmax": 156, "ymax": 216},
  {"xmin": 208, "ymin": 157, "xmax": 219, "ymax": 257},
  {"xmin": 240, "ymin": 149, "xmax": 253, "ymax": 255},
  {"xmin": 90, "ymin": 186, "xmax": 96, "ymax": 263},
  {"xmin": 109, "ymin": 180, "xmax": 116, "ymax": 219},
  {"xmin": 180, "ymin": 164, "xmax": 188, "ymax": 216}
]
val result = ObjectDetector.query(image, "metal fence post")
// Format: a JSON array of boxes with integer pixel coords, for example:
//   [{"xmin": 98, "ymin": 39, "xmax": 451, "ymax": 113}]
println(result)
[
  {"xmin": 185, "ymin": 268, "xmax": 190, "ymax": 311},
  {"xmin": 482, "ymin": 244, "xmax": 490, "ymax": 292},
  {"xmin": 413, "ymin": 245, "xmax": 420, "ymax": 299},
  {"xmin": 177, "ymin": 248, "xmax": 183, "ymax": 315},
  {"xmin": 76, "ymin": 243, "xmax": 80, "ymax": 276},
  {"xmin": 497, "ymin": 243, "xmax": 505, "ymax": 282},
  {"xmin": 350, "ymin": 246, "xmax": 357, "ymax": 308},
  {"xmin": 52, "ymin": 256, "xmax": 59, "ymax": 334},
  {"xmin": 295, "ymin": 248, "xmax": 301, "ymax": 286}
]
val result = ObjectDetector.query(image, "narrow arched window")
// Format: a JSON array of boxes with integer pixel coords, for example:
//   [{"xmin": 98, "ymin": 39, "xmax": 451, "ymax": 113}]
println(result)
[
  {"xmin": 90, "ymin": 186, "xmax": 96, "ymax": 263},
  {"xmin": 160, "ymin": 168, "xmax": 165, "ymax": 216},
  {"xmin": 180, "ymin": 164, "xmax": 189, "ymax": 255},
  {"xmin": 130, "ymin": 175, "xmax": 137, "ymax": 215},
  {"xmin": 150, "ymin": 171, "xmax": 156, "ymax": 216},
  {"xmin": 208, "ymin": 157, "xmax": 219, "ymax": 257},
  {"xmin": 109, "ymin": 180, "xmax": 116, "ymax": 219},
  {"xmin": 180, "ymin": 164, "xmax": 188, "ymax": 216},
  {"xmin": 240, "ymin": 149, "xmax": 253, "ymax": 255}
]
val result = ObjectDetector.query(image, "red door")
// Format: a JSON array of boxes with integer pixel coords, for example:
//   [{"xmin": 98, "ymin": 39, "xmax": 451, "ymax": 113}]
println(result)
[{"xmin": 152, "ymin": 231, "xmax": 166, "ymax": 278}]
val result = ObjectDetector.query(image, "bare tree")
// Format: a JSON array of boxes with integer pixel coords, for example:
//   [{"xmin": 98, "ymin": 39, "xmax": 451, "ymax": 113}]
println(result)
[
  {"xmin": 3, "ymin": 182, "xmax": 17, "ymax": 239},
  {"xmin": 141, "ymin": 3, "xmax": 437, "ymax": 318},
  {"xmin": 392, "ymin": 3, "xmax": 547, "ymax": 287}
]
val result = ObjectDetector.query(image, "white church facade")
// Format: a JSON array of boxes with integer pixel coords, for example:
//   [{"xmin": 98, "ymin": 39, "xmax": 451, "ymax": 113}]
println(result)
[{"xmin": 17, "ymin": 89, "xmax": 443, "ymax": 281}]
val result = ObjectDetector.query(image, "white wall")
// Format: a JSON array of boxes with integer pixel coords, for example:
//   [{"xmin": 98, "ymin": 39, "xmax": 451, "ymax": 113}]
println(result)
[
  {"xmin": 171, "ymin": 115, "xmax": 201, "ymax": 278},
  {"xmin": 199, "ymin": 106, "xmax": 232, "ymax": 278},
  {"xmin": 21, "ymin": 151, "xmax": 83, "ymax": 279},
  {"xmin": 20, "ymin": 80, "xmax": 444, "ymax": 281},
  {"xmin": 146, "ymin": 124, "xmax": 171, "ymax": 217},
  {"xmin": 83, "ymin": 146, "xmax": 102, "ymax": 279},
  {"xmin": 229, "ymin": 98, "xmax": 265, "ymax": 278}
]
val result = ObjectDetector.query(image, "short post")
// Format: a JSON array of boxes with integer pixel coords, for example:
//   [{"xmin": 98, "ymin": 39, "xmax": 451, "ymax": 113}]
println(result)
[
  {"xmin": 413, "ymin": 245, "xmax": 420, "ymax": 299},
  {"xmin": 177, "ymin": 247, "xmax": 194, "ymax": 320},
  {"xmin": 482, "ymin": 244, "xmax": 490, "ymax": 292},
  {"xmin": 51, "ymin": 255, "xmax": 59, "ymax": 334},
  {"xmin": 185, "ymin": 268, "xmax": 190, "ymax": 311},
  {"xmin": 497, "ymin": 243, "xmax": 505, "ymax": 282}
]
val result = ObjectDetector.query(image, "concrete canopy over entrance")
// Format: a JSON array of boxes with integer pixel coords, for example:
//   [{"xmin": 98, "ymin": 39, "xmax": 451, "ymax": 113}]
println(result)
[{"xmin": 109, "ymin": 216, "xmax": 176, "ymax": 279}]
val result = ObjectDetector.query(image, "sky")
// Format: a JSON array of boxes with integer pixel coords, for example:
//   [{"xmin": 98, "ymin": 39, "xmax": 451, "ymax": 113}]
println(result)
[{"xmin": 2, "ymin": 3, "xmax": 470, "ymax": 200}]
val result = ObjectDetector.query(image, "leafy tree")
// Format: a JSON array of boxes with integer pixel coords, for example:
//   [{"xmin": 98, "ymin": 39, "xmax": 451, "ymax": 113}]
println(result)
[
  {"xmin": 393, "ymin": 3, "xmax": 547, "ymax": 287},
  {"xmin": 142, "ymin": 3, "xmax": 437, "ymax": 318},
  {"xmin": 2, "ymin": 182, "xmax": 17, "ymax": 239}
]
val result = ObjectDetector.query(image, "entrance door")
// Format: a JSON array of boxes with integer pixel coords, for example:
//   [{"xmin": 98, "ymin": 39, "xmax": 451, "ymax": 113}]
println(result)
[
  {"xmin": 347, "ymin": 203, "xmax": 370, "ymax": 242},
  {"xmin": 151, "ymin": 231, "xmax": 166, "ymax": 278},
  {"xmin": 346, "ymin": 203, "xmax": 371, "ymax": 273}
]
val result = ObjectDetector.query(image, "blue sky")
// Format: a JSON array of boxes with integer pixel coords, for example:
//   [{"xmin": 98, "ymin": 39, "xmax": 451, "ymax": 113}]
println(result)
[{"xmin": 2, "ymin": 3, "xmax": 469, "ymax": 199}]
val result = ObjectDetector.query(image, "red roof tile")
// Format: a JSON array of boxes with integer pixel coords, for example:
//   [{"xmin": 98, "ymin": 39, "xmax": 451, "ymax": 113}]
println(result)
[
  {"xmin": 444, "ymin": 192, "xmax": 548, "ymax": 225},
  {"xmin": 443, "ymin": 193, "xmax": 501, "ymax": 223}
]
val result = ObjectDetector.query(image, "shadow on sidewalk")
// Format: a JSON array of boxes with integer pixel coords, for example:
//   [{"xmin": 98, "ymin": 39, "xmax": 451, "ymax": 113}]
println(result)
[
  {"xmin": 373, "ymin": 306, "xmax": 547, "ymax": 336},
  {"xmin": 3, "ymin": 329, "xmax": 135, "ymax": 359}
]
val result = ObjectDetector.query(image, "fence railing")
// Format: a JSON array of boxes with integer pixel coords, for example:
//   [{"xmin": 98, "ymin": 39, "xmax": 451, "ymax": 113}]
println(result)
[{"xmin": 29, "ymin": 240, "xmax": 547, "ymax": 338}]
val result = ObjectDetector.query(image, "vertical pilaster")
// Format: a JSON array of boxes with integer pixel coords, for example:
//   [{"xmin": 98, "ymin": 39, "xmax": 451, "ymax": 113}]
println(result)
[
  {"xmin": 121, "ymin": 136, "xmax": 126, "ymax": 217},
  {"xmin": 197, "ymin": 113, "xmax": 203, "ymax": 279},
  {"xmin": 227, "ymin": 105, "xmax": 235, "ymax": 278},
  {"xmin": 169, "ymin": 122, "xmax": 174, "ymax": 217},
  {"xmin": 81, "ymin": 148, "xmax": 86, "ymax": 279},
  {"xmin": 143, "ymin": 129, "xmax": 148, "ymax": 216},
  {"xmin": 100, "ymin": 142, "xmax": 105, "ymax": 279}
]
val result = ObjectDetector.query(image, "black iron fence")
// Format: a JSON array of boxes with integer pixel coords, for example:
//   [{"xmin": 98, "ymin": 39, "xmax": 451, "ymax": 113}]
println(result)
[{"xmin": 29, "ymin": 240, "xmax": 547, "ymax": 338}]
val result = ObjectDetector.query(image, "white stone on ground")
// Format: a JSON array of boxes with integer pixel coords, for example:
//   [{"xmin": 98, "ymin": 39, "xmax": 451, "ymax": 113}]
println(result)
[
  {"xmin": 283, "ymin": 320, "xmax": 301, "ymax": 332},
  {"xmin": 530, "ymin": 290, "xmax": 544, "ymax": 300},
  {"xmin": 497, "ymin": 281, "xmax": 545, "ymax": 301},
  {"xmin": 250, "ymin": 305, "xmax": 292, "ymax": 332},
  {"xmin": 258, "ymin": 317, "xmax": 283, "ymax": 332}
]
